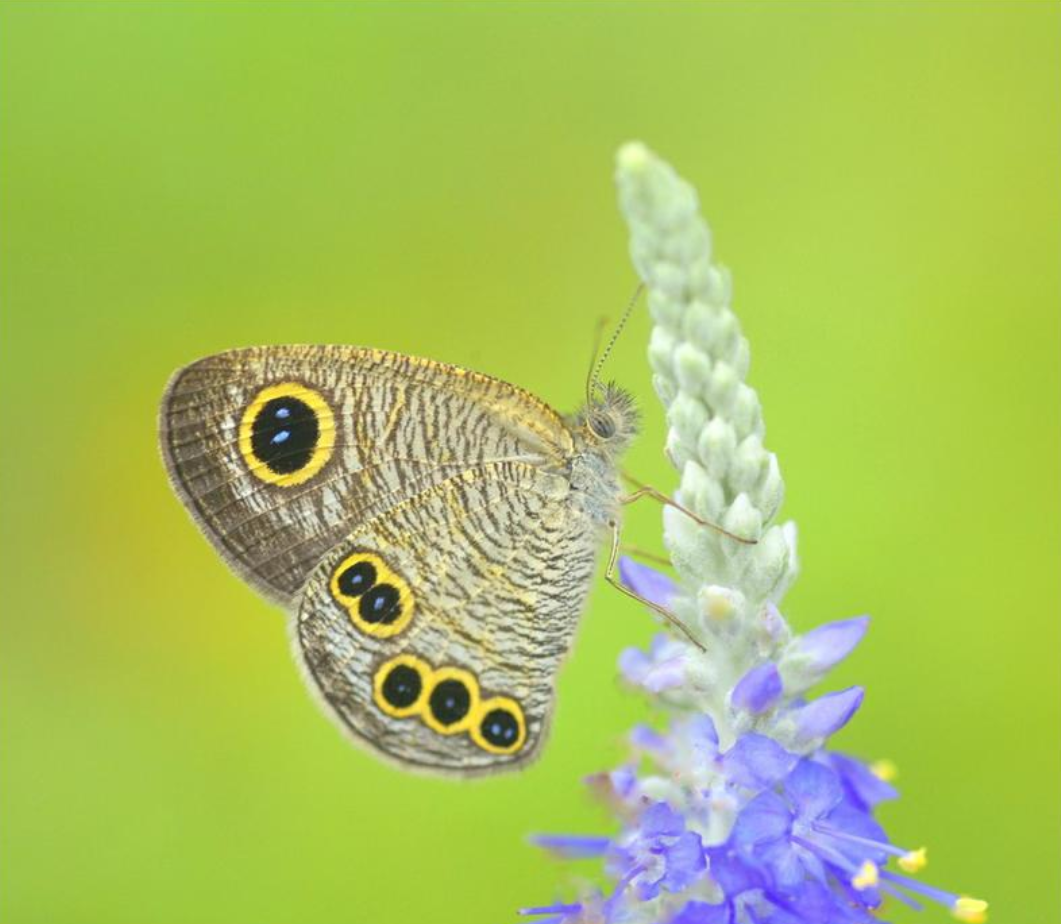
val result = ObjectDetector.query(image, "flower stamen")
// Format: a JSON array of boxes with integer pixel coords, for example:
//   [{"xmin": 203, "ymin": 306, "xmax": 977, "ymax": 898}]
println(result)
[
  {"xmin": 871, "ymin": 759, "xmax": 898, "ymax": 782},
  {"xmin": 852, "ymin": 860, "xmax": 879, "ymax": 890},
  {"xmin": 952, "ymin": 896, "xmax": 989, "ymax": 923},
  {"xmin": 899, "ymin": 847, "xmax": 928, "ymax": 873}
]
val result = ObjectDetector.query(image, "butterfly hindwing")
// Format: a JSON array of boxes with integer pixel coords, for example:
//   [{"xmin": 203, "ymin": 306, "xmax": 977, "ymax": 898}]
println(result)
[
  {"xmin": 159, "ymin": 345, "xmax": 573, "ymax": 605},
  {"xmin": 297, "ymin": 460, "xmax": 601, "ymax": 774}
]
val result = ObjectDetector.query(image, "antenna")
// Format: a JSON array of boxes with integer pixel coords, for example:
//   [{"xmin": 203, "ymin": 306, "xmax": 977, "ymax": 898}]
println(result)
[
  {"xmin": 586, "ymin": 282, "xmax": 644, "ymax": 403},
  {"xmin": 585, "ymin": 315, "xmax": 611, "ymax": 410}
]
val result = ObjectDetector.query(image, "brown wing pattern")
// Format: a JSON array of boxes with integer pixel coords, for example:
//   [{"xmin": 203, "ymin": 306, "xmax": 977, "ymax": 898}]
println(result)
[
  {"xmin": 159, "ymin": 346, "xmax": 574, "ymax": 605},
  {"xmin": 296, "ymin": 460, "xmax": 602, "ymax": 774}
]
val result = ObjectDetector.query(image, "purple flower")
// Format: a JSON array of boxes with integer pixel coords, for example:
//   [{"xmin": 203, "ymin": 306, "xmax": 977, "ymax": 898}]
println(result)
[
  {"xmin": 790, "ymin": 617, "xmax": 870, "ymax": 673},
  {"xmin": 519, "ymin": 901, "xmax": 585, "ymax": 924},
  {"xmin": 519, "ymin": 893, "xmax": 617, "ymax": 924},
  {"xmin": 731, "ymin": 662, "xmax": 783, "ymax": 714},
  {"xmin": 611, "ymin": 801, "xmax": 706, "ymax": 900},
  {"xmin": 669, "ymin": 872, "xmax": 877, "ymax": 924},
  {"xmin": 669, "ymin": 898, "xmax": 734, "ymax": 924},
  {"xmin": 730, "ymin": 759, "xmax": 887, "ymax": 893},
  {"xmin": 721, "ymin": 733, "xmax": 797, "ymax": 791},
  {"xmin": 816, "ymin": 752, "xmax": 898, "ymax": 811},
  {"xmin": 726, "ymin": 758, "xmax": 978, "ymax": 919},
  {"xmin": 619, "ymin": 634, "xmax": 689, "ymax": 692},
  {"xmin": 793, "ymin": 687, "xmax": 865, "ymax": 741},
  {"xmin": 530, "ymin": 835, "xmax": 611, "ymax": 859},
  {"xmin": 756, "ymin": 880, "xmax": 879, "ymax": 924},
  {"xmin": 619, "ymin": 556, "xmax": 676, "ymax": 605},
  {"xmin": 628, "ymin": 712, "xmax": 797, "ymax": 794},
  {"xmin": 523, "ymin": 560, "xmax": 987, "ymax": 924}
]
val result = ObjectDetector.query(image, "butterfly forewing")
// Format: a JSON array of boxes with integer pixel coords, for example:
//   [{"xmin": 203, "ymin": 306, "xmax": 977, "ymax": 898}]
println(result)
[{"xmin": 160, "ymin": 346, "xmax": 573, "ymax": 604}]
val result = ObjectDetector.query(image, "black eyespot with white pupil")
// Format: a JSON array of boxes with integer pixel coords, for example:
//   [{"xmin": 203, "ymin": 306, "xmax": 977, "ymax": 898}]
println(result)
[
  {"xmin": 429, "ymin": 679, "xmax": 471, "ymax": 727},
  {"xmin": 380, "ymin": 664, "xmax": 422, "ymax": 710},
  {"xmin": 359, "ymin": 584, "xmax": 401, "ymax": 624},
  {"xmin": 251, "ymin": 396, "xmax": 319, "ymax": 474},
  {"xmin": 480, "ymin": 707, "xmax": 520, "ymax": 748},
  {"xmin": 338, "ymin": 560, "xmax": 376, "ymax": 597}
]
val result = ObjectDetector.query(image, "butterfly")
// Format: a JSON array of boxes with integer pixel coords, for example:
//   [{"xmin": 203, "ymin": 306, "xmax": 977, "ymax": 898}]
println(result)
[{"xmin": 159, "ymin": 342, "xmax": 736, "ymax": 775}]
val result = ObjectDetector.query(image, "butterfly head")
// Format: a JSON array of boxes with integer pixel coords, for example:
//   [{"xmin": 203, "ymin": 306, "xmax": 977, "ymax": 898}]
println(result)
[
  {"xmin": 578, "ymin": 284, "xmax": 644, "ymax": 457},
  {"xmin": 577, "ymin": 381, "xmax": 640, "ymax": 455}
]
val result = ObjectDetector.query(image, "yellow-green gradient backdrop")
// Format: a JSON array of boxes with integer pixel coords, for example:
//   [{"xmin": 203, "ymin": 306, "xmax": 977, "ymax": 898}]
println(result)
[{"xmin": 2, "ymin": 4, "xmax": 1057, "ymax": 923}]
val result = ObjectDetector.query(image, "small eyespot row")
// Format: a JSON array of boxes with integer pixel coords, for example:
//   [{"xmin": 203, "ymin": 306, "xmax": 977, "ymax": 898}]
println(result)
[
  {"xmin": 372, "ymin": 655, "xmax": 527, "ymax": 756},
  {"xmin": 330, "ymin": 551, "xmax": 414, "ymax": 638},
  {"xmin": 238, "ymin": 382, "xmax": 336, "ymax": 487}
]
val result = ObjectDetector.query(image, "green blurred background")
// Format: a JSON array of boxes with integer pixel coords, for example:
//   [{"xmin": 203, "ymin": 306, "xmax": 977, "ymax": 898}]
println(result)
[{"xmin": 1, "ymin": 3, "xmax": 1057, "ymax": 922}]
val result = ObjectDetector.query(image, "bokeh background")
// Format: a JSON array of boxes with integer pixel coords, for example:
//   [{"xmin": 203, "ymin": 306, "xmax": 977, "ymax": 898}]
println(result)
[{"xmin": 2, "ymin": 3, "xmax": 1058, "ymax": 923}]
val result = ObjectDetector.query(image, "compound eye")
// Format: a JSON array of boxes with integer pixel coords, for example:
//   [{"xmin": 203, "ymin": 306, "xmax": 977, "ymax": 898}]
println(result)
[{"xmin": 591, "ymin": 413, "xmax": 616, "ymax": 439}]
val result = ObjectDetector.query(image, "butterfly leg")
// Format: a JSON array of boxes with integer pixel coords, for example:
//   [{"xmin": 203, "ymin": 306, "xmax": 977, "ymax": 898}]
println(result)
[
  {"xmin": 620, "ymin": 471, "xmax": 757, "ymax": 545},
  {"xmin": 619, "ymin": 545, "xmax": 672, "ymax": 568},
  {"xmin": 605, "ymin": 521, "xmax": 706, "ymax": 652}
]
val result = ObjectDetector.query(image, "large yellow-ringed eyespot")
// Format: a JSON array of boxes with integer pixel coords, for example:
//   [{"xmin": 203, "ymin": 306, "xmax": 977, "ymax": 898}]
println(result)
[
  {"xmin": 470, "ymin": 695, "xmax": 527, "ymax": 755},
  {"xmin": 329, "ymin": 550, "xmax": 415, "ymax": 638},
  {"xmin": 238, "ymin": 382, "xmax": 336, "ymax": 487},
  {"xmin": 372, "ymin": 655, "xmax": 431, "ymax": 719},
  {"xmin": 422, "ymin": 666, "xmax": 479, "ymax": 735}
]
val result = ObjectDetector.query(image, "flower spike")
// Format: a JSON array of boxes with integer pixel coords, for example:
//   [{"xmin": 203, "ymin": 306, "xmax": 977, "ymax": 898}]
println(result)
[{"xmin": 524, "ymin": 144, "xmax": 984, "ymax": 924}]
